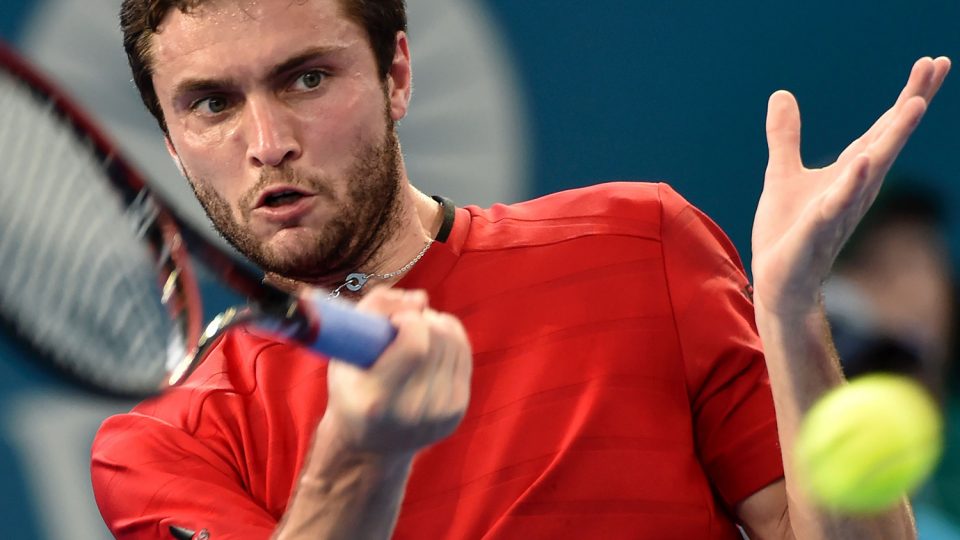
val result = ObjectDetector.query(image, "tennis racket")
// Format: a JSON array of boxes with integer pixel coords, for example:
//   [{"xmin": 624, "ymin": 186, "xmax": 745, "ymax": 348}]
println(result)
[{"xmin": 0, "ymin": 41, "xmax": 396, "ymax": 398}]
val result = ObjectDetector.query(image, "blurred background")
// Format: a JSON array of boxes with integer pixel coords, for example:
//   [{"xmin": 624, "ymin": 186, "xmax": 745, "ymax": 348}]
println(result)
[{"xmin": 0, "ymin": 0, "xmax": 958, "ymax": 538}]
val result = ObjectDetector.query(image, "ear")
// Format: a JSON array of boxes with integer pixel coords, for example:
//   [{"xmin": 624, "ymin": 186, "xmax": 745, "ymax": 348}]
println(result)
[
  {"xmin": 386, "ymin": 31, "xmax": 413, "ymax": 122},
  {"xmin": 164, "ymin": 136, "xmax": 187, "ymax": 177}
]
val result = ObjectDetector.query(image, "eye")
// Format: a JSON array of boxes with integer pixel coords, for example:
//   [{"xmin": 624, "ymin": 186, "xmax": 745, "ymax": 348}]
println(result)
[
  {"xmin": 191, "ymin": 95, "xmax": 230, "ymax": 115},
  {"xmin": 291, "ymin": 70, "xmax": 327, "ymax": 91}
]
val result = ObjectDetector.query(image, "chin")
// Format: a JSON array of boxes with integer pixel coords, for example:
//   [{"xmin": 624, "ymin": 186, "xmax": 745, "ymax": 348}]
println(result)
[
  {"xmin": 258, "ymin": 250, "xmax": 320, "ymax": 281},
  {"xmin": 264, "ymin": 227, "xmax": 320, "ymax": 259}
]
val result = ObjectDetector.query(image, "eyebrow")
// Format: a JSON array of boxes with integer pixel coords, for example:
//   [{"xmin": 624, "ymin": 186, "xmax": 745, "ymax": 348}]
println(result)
[
  {"xmin": 170, "ymin": 45, "xmax": 348, "ymax": 102},
  {"xmin": 267, "ymin": 45, "xmax": 346, "ymax": 80}
]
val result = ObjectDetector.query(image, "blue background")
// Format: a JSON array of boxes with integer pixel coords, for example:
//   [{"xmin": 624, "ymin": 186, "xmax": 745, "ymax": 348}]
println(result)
[{"xmin": 483, "ymin": 0, "xmax": 959, "ymax": 262}]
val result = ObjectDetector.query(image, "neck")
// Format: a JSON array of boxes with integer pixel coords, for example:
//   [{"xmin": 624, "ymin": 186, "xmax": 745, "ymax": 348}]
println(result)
[{"xmin": 360, "ymin": 184, "xmax": 443, "ymax": 288}]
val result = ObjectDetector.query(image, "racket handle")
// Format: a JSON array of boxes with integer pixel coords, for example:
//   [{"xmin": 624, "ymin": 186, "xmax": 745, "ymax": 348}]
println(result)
[{"xmin": 311, "ymin": 297, "xmax": 397, "ymax": 368}]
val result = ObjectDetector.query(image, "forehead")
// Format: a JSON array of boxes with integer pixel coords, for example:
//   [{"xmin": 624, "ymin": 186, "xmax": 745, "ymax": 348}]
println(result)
[{"xmin": 150, "ymin": 0, "xmax": 364, "ymax": 82}]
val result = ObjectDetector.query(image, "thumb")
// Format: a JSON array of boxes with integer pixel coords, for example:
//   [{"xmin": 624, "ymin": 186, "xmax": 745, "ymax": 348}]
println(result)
[{"xmin": 765, "ymin": 90, "xmax": 803, "ymax": 177}]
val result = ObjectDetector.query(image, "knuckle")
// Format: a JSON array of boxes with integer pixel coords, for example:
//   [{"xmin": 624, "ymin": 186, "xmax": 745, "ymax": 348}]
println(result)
[
  {"xmin": 431, "ymin": 311, "xmax": 466, "ymax": 337},
  {"xmin": 400, "ymin": 323, "xmax": 431, "ymax": 359},
  {"xmin": 356, "ymin": 285, "xmax": 400, "ymax": 310}
]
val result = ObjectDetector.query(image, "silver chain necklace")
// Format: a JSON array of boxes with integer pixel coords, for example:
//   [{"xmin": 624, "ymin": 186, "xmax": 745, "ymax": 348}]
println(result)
[{"xmin": 328, "ymin": 239, "xmax": 434, "ymax": 298}]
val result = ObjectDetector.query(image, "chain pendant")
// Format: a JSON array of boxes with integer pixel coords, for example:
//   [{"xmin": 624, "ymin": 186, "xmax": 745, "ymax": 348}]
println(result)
[
  {"xmin": 329, "ymin": 273, "xmax": 369, "ymax": 298},
  {"xmin": 328, "ymin": 239, "xmax": 433, "ymax": 299},
  {"xmin": 345, "ymin": 273, "xmax": 369, "ymax": 292}
]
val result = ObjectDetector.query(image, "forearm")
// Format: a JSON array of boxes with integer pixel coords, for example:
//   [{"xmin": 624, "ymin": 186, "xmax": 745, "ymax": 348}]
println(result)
[
  {"xmin": 755, "ymin": 296, "xmax": 916, "ymax": 540},
  {"xmin": 273, "ymin": 416, "xmax": 415, "ymax": 540}
]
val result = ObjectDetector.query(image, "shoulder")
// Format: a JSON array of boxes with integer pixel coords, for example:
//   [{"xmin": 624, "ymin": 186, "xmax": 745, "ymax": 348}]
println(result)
[
  {"xmin": 92, "ymin": 330, "xmax": 328, "ymax": 529},
  {"xmin": 461, "ymin": 181, "xmax": 691, "ymax": 250},
  {"xmin": 472, "ymin": 181, "xmax": 679, "ymax": 223}
]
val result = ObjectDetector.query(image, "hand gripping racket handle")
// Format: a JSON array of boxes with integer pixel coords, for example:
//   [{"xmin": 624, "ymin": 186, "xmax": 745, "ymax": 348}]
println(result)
[{"xmin": 308, "ymin": 295, "xmax": 398, "ymax": 368}]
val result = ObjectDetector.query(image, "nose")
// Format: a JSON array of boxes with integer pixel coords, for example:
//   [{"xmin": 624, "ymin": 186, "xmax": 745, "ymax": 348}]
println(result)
[{"xmin": 243, "ymin": 96, "xmax": 301, "ymax": 168}]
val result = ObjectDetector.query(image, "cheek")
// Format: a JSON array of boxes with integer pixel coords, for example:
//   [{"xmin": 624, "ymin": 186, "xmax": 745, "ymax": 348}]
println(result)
[
  {"xmin": 181, "ymin": 116, "xmax": 238, "ymax": 148},
  {"xmin": 297, "ymin": 89, "xmax": 387, "ymax": 165},
  {"xmin": 175, "ymin": 122, "xmax": 247, "ymax": 207}
]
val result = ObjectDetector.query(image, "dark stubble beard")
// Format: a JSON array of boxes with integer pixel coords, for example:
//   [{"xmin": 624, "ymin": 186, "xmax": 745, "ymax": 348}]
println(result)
[{"xmin": 186, "ymin": 122, "xmax": 403, "ymax": 287}]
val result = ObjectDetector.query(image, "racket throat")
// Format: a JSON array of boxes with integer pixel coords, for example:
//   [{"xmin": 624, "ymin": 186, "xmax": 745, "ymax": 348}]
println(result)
[{"xmin": 168, "ymin": 299, "xmax": 311, "ymax": 386}]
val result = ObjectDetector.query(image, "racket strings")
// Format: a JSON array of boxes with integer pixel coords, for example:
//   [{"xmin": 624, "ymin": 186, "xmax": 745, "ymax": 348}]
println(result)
[
  {"xmin": 3, "ymin": 116, "xmax": 165, "ymax": 377},
  {"xmin": 0, "ymin": 69, "xmax": 179, "ymax": 394}
]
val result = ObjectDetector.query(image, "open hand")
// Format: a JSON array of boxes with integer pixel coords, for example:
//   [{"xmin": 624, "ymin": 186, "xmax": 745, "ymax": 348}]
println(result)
[{"xmin": 752, "ymin": 57, "xmax": 950, "ymax": 316}]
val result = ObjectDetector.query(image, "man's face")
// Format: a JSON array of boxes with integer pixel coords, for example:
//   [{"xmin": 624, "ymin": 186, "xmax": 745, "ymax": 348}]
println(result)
[{"xmin": 150, "ymin": 0, "xmax": 407, "ymax": 283}]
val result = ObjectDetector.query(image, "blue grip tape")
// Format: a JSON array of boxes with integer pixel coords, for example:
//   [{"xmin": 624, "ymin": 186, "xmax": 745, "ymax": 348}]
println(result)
[{"xmin": 312, "ymin": 297, "xmax": 397, "ymax": 368}]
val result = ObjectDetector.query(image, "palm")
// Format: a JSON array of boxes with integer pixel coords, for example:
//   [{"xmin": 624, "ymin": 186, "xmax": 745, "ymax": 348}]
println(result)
[{"xmin": 751, "ymin": 57, "xmax": 951, "ymax": 315}]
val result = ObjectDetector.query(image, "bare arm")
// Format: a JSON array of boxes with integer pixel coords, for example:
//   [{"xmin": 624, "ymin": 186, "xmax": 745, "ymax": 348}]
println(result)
[
  {"xmin": 738, "ymin": 305, "xmax": 916, "ymax": 539},
  {"xmin": 273, "ymin": 417, "xmax": 415, "ymax": 539},
  {"xmin": 740, "ymin": 56, "xmax": 951, "ymax": 539},
  {"xmin": 273, "ymin": 287, "xmax": 473, "ymax": 539}
]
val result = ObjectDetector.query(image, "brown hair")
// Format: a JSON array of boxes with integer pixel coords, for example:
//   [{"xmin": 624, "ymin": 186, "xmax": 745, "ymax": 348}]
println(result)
[{"xmin": 119, "ymin": 0, "xmax": 407, "ymax": 132}]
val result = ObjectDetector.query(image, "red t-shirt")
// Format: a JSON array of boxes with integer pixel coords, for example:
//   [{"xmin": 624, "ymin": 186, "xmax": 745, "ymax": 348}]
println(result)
[{"xmin": 92, "ymin": 182, "xmax": 783, "ymax": 539}]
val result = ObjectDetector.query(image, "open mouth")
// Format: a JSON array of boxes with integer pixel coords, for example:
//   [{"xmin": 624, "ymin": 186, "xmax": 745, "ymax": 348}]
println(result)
[
  {"xmin": 255, "ymin": 186, "xmax": 313, "ymax": 208},
  {"xmin": 262, "ymin": 190, "xmax": 305, "ymax": 207}
]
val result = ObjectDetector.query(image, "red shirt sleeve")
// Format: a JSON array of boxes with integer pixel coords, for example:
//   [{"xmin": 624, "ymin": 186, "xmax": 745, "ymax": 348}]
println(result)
[
  {"xmin": 92, "ymin": 329, "xmax": 330, "ymax": 539},
  {"xmin": 658, "ymin": 183, "xmax": 784, "ymax": 508},
  {"xmin": 92, "ymin": 412, "xmax": 277, "ymax": 540},
  {"xmin": 90, "ymin": 330, "xmax": 318, "ymax": 540}
]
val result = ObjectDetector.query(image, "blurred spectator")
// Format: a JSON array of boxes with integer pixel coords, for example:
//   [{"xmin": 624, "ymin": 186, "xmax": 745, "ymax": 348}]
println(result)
[
  {"xmin": 826, "ymin": 179, "xmax": 954, "ymax": 392},
  {"xmin": 825, "ymin": 176, "xmax": 960, "ymax": 538}
]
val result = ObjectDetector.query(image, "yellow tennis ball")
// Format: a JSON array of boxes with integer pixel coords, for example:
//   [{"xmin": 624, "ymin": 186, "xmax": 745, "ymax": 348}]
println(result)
[{"xmin": 795, "ymin": 373, "xmax": 943, "ymax": 513}]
